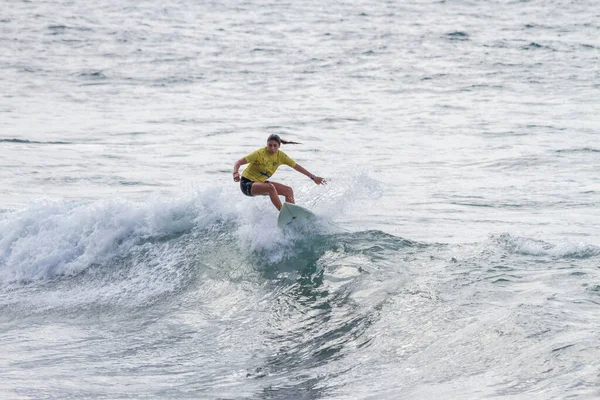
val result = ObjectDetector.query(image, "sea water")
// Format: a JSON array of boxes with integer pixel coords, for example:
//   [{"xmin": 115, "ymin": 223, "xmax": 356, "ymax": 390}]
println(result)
[{"xmin": 1, "ymin": 0, "xmax": 599, "ymax": 398}]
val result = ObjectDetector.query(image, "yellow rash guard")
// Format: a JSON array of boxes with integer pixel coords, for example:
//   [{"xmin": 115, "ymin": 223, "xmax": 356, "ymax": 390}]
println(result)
[{"xmin": 241, "ymin": 147, "xmax": 297, "ymax": 182}]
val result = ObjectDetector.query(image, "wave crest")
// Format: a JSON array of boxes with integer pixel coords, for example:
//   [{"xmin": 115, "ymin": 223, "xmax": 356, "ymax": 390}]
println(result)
[{"xmin": 491, "ymin": 233, "xmax": 600, "ymax": 259}]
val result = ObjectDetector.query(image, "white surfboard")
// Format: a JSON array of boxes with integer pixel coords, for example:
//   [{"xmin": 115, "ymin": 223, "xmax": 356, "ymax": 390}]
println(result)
[{"xmin": 277, "ymin": 203, "xmax": 314, "ymax": 230}]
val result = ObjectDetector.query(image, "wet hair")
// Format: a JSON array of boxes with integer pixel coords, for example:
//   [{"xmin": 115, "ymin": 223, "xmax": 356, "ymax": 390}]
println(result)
[{"xmin": 267, "ymin": 134, "xmax": 300, "ymax": 145}]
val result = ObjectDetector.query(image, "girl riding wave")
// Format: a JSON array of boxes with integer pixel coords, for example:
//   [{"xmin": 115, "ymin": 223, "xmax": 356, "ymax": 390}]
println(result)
[{"xmin": 232, "ymin": 134, "xmax": 326, "ymax": 211}]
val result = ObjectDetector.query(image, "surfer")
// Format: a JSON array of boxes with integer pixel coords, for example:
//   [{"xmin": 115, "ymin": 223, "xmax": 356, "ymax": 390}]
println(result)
[{"xmin": 232, "ymin": 134, "xmax": 326, "ymax": 211}]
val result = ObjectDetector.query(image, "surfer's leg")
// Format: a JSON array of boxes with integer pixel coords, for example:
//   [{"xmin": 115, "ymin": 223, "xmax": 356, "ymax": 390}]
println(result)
[
  {"xmin": 251, "ymin": 182, "xmax": 282, "ymax": 211},
  {"xmin": 268, "ymin": 182, "xmax": 294, "ymax": 204}
]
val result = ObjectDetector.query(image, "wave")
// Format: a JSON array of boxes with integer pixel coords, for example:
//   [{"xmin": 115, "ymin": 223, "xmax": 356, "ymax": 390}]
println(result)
[
  {"xmin": 0, "ymin": 177, "xmax": 402, "ymax": 316},
  {"xmin": 555, "ymin": 147, "xmax": 600, "ymax": 154},
  {"xmin": 0, "ymin": 197, "xmax": 200, "ymax": 284},
  {"xmin": 0, "ymin": 138, "xmax": 72, "ymax": 145},
  {"xmin": 491, "ymin": 233, "xmax": 600, "ymax": 259},
  {"xmin": 0, "ymin": 173, "xmax": 381, "ymax": 283}
]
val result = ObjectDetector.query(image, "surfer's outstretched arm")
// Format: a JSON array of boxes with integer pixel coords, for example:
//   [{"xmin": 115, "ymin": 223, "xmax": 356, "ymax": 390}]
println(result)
[
  {"xmin": 293, "ymin": 164, "xmax": 326, "ymax": 185},
  {"xmin": 233, "ymin": 158, "xmax": 247, "ymax": 182}
]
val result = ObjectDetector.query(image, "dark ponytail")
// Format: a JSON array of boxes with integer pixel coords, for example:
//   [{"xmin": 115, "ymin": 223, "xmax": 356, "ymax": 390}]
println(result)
[{"xmin": 268, "ymin": 134, "xmax": 301, "ymax": 145}]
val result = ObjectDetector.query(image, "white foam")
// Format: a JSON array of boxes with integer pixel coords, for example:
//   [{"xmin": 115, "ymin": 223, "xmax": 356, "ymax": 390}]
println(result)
[
  {"xmin": 230, "ymin": 171, "xmax": 382, "ymax": 261},
  {"xmin": 0, "ymin": 173, "xmax": 379, "ymax": 284},
  {"xmin": 1, "ymin": 200, "xmax": 139, "ymax": 283},
  {"xmin": 493, "ymin": 233, "xmax": 600, "ymax": 258},
  {"xmin": 296, "ymin": 170, "xmax": 384, "ymax": 220},
  {"xmin": 0, "ymin": 188, "xmax": 235, "ymax": 284}
]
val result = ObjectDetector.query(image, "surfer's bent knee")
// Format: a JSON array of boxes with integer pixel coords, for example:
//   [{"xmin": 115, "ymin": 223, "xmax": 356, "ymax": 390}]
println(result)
[{"xmin": 241, "ymin": 178, "xmax": 278, "ymax": 197}]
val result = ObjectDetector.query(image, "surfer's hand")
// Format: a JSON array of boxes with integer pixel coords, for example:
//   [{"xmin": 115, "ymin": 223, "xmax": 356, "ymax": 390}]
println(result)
[
  {"xmin": 313, "ymin": 176, "xmax": 326, "ymax": 185},
  {"xmin": 233, "ymin": 172, "xmax": 240, "ymax": 182}
]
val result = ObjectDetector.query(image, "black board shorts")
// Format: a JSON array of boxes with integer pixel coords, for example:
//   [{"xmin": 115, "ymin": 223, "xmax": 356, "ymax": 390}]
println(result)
[
  {"xmin": 240, "ymin": 176, "xmax": 270, "ymax": 197},
  {"xmin": 240, "ymin": 177, "xmax": 255, "ymax": 197}
]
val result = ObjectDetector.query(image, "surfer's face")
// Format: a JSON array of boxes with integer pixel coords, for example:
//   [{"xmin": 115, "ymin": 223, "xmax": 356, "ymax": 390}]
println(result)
[{"xmin": 267, "ymin": 140, "xmax": 280, "ymax": 154}]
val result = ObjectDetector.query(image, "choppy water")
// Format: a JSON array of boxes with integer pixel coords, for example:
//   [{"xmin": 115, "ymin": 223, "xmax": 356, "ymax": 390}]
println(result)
[{"xmin": 1, "ymin": 0, "xmax": 600, "ymax": 398}]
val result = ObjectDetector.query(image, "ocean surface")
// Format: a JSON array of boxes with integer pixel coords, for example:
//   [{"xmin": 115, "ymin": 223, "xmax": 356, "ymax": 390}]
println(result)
[{"xmin": 1, "ymin": 0, "xmax": 600, "ymax": 398}]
